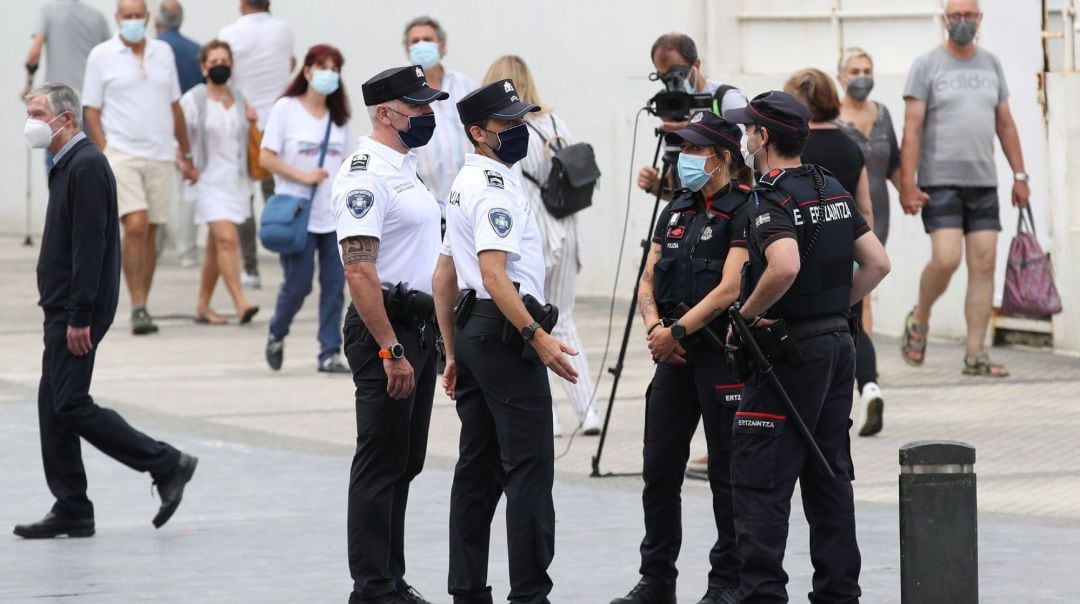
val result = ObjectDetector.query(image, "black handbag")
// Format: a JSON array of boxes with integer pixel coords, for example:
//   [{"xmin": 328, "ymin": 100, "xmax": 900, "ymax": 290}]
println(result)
[{"xmin": 522, "ymin": 115, "xmax": 600, "ymax": 219}]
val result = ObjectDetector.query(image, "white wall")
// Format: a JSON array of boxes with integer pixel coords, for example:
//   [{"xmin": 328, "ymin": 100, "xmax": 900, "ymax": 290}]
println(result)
[{"xmin": 1, "ymin": 0, "xmax": 1071, "ymax": 348}]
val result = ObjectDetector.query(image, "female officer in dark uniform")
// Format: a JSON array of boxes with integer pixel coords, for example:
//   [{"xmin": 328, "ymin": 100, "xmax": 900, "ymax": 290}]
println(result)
[{"xmin": 611, "ymin": 112, "xmax": 751, "ymax": 604}]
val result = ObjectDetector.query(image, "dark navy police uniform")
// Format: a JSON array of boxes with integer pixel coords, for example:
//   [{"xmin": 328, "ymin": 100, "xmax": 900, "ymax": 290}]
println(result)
[
  {"xmin": 640, "ymin": 182, "xmax": 749, "ymax": 594},
  {"xmin": 734, "ymin": 164, "xmax": 868, "ymax": 603}
]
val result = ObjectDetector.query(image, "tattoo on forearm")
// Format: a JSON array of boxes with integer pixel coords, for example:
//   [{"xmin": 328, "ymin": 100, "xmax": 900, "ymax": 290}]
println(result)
[
  {"xmin": 341, "ymin": 236, "xmax": 379, "ymax": 266},
  {"xmin": 640, "ymin": 293, "xmax": 657, "ymax": 322}
]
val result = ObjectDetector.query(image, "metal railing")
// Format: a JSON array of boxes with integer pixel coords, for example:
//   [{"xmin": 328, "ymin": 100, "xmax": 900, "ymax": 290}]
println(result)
[{"xmin": 1046, "ymin": 1, "xmax": 1078, "ymax": 72}]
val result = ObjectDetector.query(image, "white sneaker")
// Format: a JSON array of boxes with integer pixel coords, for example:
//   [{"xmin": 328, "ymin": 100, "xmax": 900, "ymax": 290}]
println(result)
[
  {"xmin": 580, "ymin": 407, "xmax": 602, "ymax": 436},
  {"xmin": 856, "ymin": 382, "xmax": 884, "ymax": 437},
  {"xmin": 552, "ymin": 407, "xmax": 563, "ymax": 438},
  {"xmin": 241, "ymin": 271, "xmax": 261, "ymax": 289}
]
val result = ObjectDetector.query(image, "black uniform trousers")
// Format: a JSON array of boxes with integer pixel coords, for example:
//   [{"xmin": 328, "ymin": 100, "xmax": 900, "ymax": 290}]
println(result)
[
  {"xmin": 38, "ymin": 316, "xmax": 179, "ymax": 519},
  {"xmin": 448, "ymin": 315, "xmax": 555, "ymax": 604},
  {"xmin": 731, "ymin": 332, "xmax": 861, "ymax": 604},
  {"xmin": 344, "ymin": 315, "xmax": 436, "ymax": 600},
  {"xmin": 640, "ymin": 339, "xmax": 741, "ymax": 591}
]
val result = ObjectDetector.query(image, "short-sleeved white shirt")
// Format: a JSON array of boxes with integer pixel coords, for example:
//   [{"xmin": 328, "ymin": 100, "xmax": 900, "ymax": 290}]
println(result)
[
  {"xmin": 261, "ymin": 97, "xmax": 352, "ymax": 234},
  {"xmin": 218, "ymin": 12, "xmax": 294, "ymax": 131},
  {"xmin": 331, "ymin": 137, "xmax": 441, "ymax": 295},
  {"xmin": 442, "ymin": 153, "xmax": 546, "ymax": 303},
  {"xmin": 82, "ymin": 36, "xmax": 181, "ymax": 162}
]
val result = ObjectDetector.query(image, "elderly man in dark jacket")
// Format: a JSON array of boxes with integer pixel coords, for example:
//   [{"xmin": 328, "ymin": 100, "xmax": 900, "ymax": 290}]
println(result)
[{"xmin": 14, "ymin": 82, "xmax": 198, "ymax": 539}]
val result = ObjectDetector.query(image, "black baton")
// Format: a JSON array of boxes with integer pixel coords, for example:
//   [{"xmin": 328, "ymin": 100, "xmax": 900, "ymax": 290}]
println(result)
[{"xmin": 728, "ymin": 306, "xmax": 836, "ymax": 480}]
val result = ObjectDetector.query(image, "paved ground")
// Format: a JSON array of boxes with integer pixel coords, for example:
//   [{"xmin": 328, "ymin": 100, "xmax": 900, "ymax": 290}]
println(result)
[{"xmin": 2, "ymin": 237, "xmax": 1079, "ymax": 602}]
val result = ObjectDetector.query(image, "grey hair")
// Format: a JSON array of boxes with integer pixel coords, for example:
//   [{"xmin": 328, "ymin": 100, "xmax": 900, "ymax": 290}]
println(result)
[
  {"xmin": 29, "ymin": 82, "xmax": 82, "ymax": 129},
  {"xmin": 157, "ymin": 0, "xmax": 182, "ymax": 29},
  {"xmin": 403, "ymin": 15, "xmax": 446, "ymax": 46},
  {"xmin": 838, "ymin": 47, "xmax": 873, "ymax": 74},
  {"xmin": 246, "ymin": 0, "xmax": 270, "ymax": 10}
]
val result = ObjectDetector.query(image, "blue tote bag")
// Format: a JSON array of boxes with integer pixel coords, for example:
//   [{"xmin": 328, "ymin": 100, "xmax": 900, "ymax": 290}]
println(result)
[{"xmin": 259, "ymin": 116, "xmax": 334, "ymax": 254}]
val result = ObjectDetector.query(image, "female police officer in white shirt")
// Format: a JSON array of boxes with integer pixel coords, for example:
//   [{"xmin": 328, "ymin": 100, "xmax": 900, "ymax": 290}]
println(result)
[
  {"xmin": 331, "ymin": 65, "xmax": 448, "ymax": 604},
  {"xmin": 433, "ymin": 79, "xmax": 578, "ymax": 604}
]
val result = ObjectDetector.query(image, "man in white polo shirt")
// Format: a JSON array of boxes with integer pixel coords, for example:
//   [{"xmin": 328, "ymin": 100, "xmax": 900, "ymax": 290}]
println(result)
[
  {"xmin": 82, "ymin": 0, "xmax": 197, "ymax": 335},
  {"xmin": 220, "ymin": 0, "xmax": 296, "ymax": 289}
]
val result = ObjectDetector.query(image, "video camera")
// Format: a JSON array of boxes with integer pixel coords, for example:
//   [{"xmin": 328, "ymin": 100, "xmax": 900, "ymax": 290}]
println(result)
[{"xmin": 647, "ymin": 65, "xmax": 714, "ymax": 121}]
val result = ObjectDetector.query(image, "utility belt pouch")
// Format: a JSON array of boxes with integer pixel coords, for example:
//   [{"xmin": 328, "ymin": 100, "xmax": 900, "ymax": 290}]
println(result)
[
  {"xmin": 453, "ymin": 290, "xmax": 477, "ymax": 329},
  {"xmin": 520, "ymin": 294, "xmax": 560, "ymax": 365},
  {"xmin": 724, "ymin": 331, "xmax": 753, "ymax": 383},
  {"xmin": 753, "ymin": 321, "xmax": 806, "ymax": 366},
  {"xmin": 384, "ymin": 283, "xmax": 435, "ymax": 325}
]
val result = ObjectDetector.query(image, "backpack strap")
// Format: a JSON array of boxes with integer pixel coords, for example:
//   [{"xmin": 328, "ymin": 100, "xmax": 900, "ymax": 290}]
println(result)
[{"xmin": 711, "ymin": 84, "xmax": 737, "ymax": 116}]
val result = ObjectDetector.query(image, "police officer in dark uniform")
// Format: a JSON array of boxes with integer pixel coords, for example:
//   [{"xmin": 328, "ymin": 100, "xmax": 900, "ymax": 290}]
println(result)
[
  {"xmin": 612, "ymin": 112, "xmax": 751, "ymax": 604},
  {"xmin": 723, "ymin": 92, "xmax": 890, "ymax": 603},
  {"xmin": 433, "ymin": 79, "xmax": 579, "ymax": 604},
  {"xmin": 332, "ymin": 65, "xmax": 449, "ymax": 604}
]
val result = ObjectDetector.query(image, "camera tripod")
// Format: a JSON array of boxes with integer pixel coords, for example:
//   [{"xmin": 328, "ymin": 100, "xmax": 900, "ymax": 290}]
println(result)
[{"xmin": 591, "ymin": 128, "xmax": 679, "ymax": 478}]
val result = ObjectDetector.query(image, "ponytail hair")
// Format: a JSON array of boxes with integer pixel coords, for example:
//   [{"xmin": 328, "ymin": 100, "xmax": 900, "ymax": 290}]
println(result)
[{"xmin": 717, "ymin": 145, "xmax": 753, "ymax": 188}]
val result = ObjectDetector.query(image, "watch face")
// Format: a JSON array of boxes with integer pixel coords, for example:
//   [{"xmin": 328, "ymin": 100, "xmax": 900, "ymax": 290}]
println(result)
[{"xmin": 391, "ymin": 343, "xmax": 405, "ymax": 359}]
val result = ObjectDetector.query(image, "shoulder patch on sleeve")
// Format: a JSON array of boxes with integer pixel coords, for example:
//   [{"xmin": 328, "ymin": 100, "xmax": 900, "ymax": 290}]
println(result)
[
  {"xmin": 350, "ymin": 153, "xmax": 370, "ymax": 172},
  {"xmin": 484, "ymin": 170, "xmax": 505, "ymax": 189},
  {"xmin": 487, "ymin": 208, "xmax": 513, "ymax": 237},
  {"xmin": 346, "ymin": 189, "xmax": 374, "ymax": 219}
]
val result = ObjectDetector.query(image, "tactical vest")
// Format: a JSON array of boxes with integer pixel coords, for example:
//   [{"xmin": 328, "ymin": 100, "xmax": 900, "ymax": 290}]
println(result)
[
  {"xmin": 748, "ymin": 166, "xmax": 855, "ymax": 321},
  {"xmin": 654, "ymin": 182, "xmax": 748, "ymax": 317}
]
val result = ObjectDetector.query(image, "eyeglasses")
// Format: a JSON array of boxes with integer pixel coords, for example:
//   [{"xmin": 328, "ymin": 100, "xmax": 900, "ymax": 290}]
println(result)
[{"xmin": 946, "ymin": 11, "xmax": 982, "ymax": 22}]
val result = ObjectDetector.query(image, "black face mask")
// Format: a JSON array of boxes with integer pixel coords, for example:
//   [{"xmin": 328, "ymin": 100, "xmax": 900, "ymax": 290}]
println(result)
[{"xmin": 207, "ymin": 65, "xmax": 231, "ymax": 85}]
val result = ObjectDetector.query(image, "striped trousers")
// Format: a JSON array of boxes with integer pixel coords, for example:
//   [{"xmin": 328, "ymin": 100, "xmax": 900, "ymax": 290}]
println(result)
[{"xmin": 544, "ymin": 227, "xmax": 596, "ymax": 421}]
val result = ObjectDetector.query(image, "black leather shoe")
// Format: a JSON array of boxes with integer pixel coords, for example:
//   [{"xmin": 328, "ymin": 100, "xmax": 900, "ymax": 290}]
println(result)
[
  {"xmin": 349, "ymin": 592, "xmax": 411, "ymax": 604},
  {"xmin": 611, "ymin": 580, "xmax": 676, "ymax": 604},
  {"xmin": 13, "ymin": 512, "xmax": 95, "ymax": 539},
  {"xmin": 696, "ymin": 585, "xmax": 739, "ymax": 604},
  {"xmin": 398, "ymin": 585, "xmax": 433, "ymax": 604},
  {"xmin": 153, "ymin": 452, "xmax": 198, "ymax": 528},
  {"xmin": 266, "ymin": 336, "xmax": 284, "ymax": 371}
]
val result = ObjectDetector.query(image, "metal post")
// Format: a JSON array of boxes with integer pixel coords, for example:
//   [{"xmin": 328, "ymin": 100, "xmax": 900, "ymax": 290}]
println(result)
[
  {"xmin": 899, "ymin": 441, "xmax": 978, "ymax": 604},
  {"xmin": 1065, "ymin": 0, "xmax": 1077, "ymax": 73}
]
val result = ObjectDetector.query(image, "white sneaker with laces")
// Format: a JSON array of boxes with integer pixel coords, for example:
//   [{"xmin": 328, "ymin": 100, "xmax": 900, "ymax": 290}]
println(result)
[
  {"xmin": 580, "ymin": 407, "xmax": 602, "ymax": 436},
  {"xmin": 241, "ymin": 271, "xmax": 261, "ymax": 289},
  {"xmin": 857, "ymin": 382, "xmax": 884, "ymax": 437}
]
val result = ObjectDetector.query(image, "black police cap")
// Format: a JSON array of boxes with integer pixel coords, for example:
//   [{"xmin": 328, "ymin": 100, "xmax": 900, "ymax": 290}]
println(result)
[
  {"xmin": 457, "ymin": 79, "xmax": 539, "ymax": 126},
  {"xmin": 362, "ymin": 65, "xmax": 449, "ymax": 106},
  {"xmin": 723, "ymin": 91, "xmax": 811, "ymax": 138},
  {"xmin": 665, "ymin": 111, "xmax": 743, "ymax": 159}
]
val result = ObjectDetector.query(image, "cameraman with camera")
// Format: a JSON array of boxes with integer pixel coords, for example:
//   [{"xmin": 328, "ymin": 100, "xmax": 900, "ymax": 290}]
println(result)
[{"xmin": 638, "ymin": 33, "xmax": 748, "ymax": 198}]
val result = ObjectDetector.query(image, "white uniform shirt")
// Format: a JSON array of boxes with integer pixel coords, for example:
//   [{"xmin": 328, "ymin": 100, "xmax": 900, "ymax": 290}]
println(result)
[
  {"xmin": 82, "ymin": 35, "xmax": 181, "ymax": 162},
  {"xmin": 415, "ymin": 68, "xmax": 476, "ymax": 204},
  {"xmin": 442, "ymin": 153, "xmax": 546, "ymax": 303},
  {"xmin": 218, "ymin": 12, "xmax": 294, "ymax": 131},
  {"xmin": 332, "ymin": 136, "xmax": 441, "ymax": 295}
]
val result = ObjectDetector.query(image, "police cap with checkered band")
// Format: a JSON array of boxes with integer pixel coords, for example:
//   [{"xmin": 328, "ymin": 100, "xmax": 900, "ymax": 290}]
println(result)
[{"xmin": 457, "ymin": 79, "xmax": 540, "ymax": 125}]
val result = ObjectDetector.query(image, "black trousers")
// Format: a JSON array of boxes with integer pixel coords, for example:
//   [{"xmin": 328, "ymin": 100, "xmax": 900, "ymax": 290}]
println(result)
[
  {"xmin": 640, "ymin": 340, "xmax": 740, "ymax": 591},
  {"xmin": 344, "ymin": 313, "xmax": 436, "ymax": 600},
  {"xmin": 448, "ymin": 315, "xmax": 555, "ymax": 604},
  {"xmin": 731, "ymin": 332, "xmax": 861, "ymax": 604},
  {"xmin": 38, "ymin": 317, "xmax": 179, "ymax": 519}
]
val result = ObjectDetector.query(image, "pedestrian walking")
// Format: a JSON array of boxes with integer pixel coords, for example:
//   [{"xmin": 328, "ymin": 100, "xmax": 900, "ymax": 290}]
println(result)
[{"xmin": 15, "ymin": 83, "xmax": 197, "ymax": 540}]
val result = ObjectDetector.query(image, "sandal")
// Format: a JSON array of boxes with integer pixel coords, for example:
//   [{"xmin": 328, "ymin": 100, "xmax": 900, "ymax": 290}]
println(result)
[
  {"xmin": 239, "ymin": 306, "xmax": 260, "ymax": 325},
  {"xmin": 900, "ymin": 308, "xmax": 928, "ymax": 367},
  {"xmin": 962, "ymin": 352, "xmax": 1009, "ymax": 378}
]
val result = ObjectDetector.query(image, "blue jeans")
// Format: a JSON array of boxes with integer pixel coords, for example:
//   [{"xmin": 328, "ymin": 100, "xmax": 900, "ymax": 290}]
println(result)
[{"xmin": 269, "ymin": 231, "xmax": 345, "ymax": 363}]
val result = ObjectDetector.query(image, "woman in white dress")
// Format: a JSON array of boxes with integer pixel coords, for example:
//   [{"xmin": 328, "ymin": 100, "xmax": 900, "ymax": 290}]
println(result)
[
  {"xmin": 483, "ymin": 55, "xmax": 602, "ymax": 437},
  {"xmin": 180, "ymin": 40, "xmax": 259, "ymax": 325}
]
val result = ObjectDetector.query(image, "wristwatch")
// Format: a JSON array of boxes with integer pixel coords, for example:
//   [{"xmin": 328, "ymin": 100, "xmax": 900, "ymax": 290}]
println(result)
[
  {"xmin": 1014, "ymin": 172, "xmax": 1029, "ymax": 182},
  {"xmin": 378, "ymin": 343, "xmax": 405, "ymax": 360},
  {"xmin": 520, "ymin": 321, "xmax": 542, "ymax": 342},
  {"xmin": 670, "ymin": 321, "xmax": 687, "ymax": 340}
]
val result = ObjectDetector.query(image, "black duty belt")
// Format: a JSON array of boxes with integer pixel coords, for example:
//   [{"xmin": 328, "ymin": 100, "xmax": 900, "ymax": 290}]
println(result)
[
  {"xmin": 470, "ymin": 297, "xmax": 506, "ymax": 320},
  {"xmin": 784, "ymin": 315, "xmax": 850, "ymax": 341}
]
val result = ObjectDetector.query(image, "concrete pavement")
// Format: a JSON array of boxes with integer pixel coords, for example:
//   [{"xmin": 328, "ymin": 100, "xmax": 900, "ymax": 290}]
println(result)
[{"xmin": 2, "ymin": 237, "xmax": 1079, "ymax": 602}]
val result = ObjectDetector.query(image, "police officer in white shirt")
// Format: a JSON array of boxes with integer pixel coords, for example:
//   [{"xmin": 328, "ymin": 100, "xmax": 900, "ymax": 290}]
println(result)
[
  {"xmin": 433, "ymin": 79, "xmax": 578, "ymax": 604},
  {"xmin": 332, "ymin": 65, "xmax": 448, "ymax": 604}
]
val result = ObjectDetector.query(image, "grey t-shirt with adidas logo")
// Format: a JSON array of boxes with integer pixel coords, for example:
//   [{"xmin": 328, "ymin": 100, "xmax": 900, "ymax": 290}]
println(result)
[{"xmin": 903, "ymin": 46, "xmax": 1009, "ymax": 188}]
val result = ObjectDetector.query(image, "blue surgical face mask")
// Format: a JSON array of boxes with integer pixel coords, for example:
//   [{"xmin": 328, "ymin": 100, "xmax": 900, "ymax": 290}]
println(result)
[
  {"xmin": 310, "ymin": 69, "xmax": 340, "ymax": 95},
  {"xmin": 119, "ymin": 18, "xmax": 146, "ymax": 43},
  {"xmin": 677, "ymin": 152, "xmax": 719, "ymax": 192},
  {"xmin": 387, "ymin": 107, "xmax": 436, "ymax": 148},
  {"xmin": 486, "ymin": 123, "xmax": 530, "ymax": 165},
  {"xmin": 409, "ymin": 41, "xmax": 441, "ymax": 70}
]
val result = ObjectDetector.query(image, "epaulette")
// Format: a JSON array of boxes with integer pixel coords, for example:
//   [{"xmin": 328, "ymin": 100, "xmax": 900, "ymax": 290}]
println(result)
[
  {"xmin": 349, "ymin": 153, "xmax": 370, "ymax": 172},
  {"xmin": 756, "ymin": 168, "xmax": 787, "ymax": 188},
  {"xmin": 484, "ymin": 169, "xmax": 504, "ymax": 189}
]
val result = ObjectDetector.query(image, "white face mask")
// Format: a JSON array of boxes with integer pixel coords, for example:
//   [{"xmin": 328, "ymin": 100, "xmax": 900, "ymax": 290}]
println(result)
[
  {"xmin": 741, "ymin": 129, "xmax": 763, "ymax": 171},
  {"xmin": 24, "ymin": 114, "xmax": 65, "ymax": 149}
]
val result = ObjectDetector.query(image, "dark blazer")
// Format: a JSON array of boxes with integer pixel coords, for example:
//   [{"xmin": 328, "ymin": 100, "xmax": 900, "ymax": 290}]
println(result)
[{"xmin": 36, "ymin": 136, "xmax": 121, "ymax": 328}]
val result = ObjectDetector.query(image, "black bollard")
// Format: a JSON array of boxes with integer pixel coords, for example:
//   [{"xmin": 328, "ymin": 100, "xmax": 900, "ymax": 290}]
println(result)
[{"xmin": 899, "ymin": 441, "xmax": 978, "ymax": 604}]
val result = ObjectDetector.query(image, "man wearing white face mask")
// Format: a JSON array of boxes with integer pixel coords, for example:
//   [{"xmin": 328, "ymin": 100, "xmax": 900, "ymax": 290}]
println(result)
[
  {"xmin": 402, "ymin": 16, "xmax": 476, "ymax": 209},
  {"xmin": 16, "ymin": 82, "xmax": 198, "ymax": 540},
  {"xmin": 82, "ymin": 0, "xmax": 198, "ymax": 336}
]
